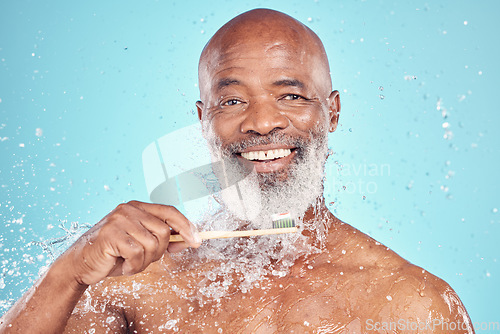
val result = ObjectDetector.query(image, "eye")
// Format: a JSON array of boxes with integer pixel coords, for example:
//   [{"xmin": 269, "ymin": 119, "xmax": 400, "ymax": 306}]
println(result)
[
  {"xmin": 222, "ymin": 99, "xmax": 242, "ymax": 106},
  {"xmin": 283, "ymin": 94, "xmax": 304, "ymax": 100}
]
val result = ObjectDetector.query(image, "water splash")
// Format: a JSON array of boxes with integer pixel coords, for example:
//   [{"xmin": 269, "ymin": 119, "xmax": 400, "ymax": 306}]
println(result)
[
  {"xmin": 28, "ymin": 221, "xmax": 92, "ymax": 261},
  {"xmin": 166, "ymin": 199, "xmax": 331, "ymax": 305}
]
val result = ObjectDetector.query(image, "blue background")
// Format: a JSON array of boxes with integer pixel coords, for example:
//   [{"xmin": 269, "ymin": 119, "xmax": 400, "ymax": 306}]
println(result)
[{"xmin": 1, "ymin": 0, "xmax": 498, "ymax": 327}]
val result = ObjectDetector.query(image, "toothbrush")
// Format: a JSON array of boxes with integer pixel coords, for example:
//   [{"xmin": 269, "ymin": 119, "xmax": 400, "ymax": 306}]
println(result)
[{"xmin": 169, "ymin": 212, "xmax": 297, "ymax": 242}]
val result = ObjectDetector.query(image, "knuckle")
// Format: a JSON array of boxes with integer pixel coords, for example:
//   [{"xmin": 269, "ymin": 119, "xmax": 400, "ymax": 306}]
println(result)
[
  {"xmin": 143, "ymin": 234, "xmax": 159, "ymax": 250},
  {"xmin": 127, "ymin": 200, "xmax": 140, "ymax": 206},
  {"xmin": 128, "ymin": 243, "xmax": 144, "ymax": 258},
  {"xmin": 164, "ymin": 205, "xmax": 179, "ymax": 216},
  {"xmin": 116, "ymin": 202, "xmax": 130, "ymax": 211},
  {"xmin": 112, "ymin": 203, "xmax": 131, "ymax": 218},
  {"xmin": 156, "ymin": 226, "xmax": 171, "ymax": 240}
]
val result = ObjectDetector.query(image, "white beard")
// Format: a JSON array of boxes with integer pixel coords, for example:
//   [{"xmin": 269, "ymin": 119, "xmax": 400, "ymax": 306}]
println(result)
[
  {"xmin": 202, "ymin": 121, "xmax": 329, "ymax": 231},
  {"xmin": 167, "ymin": 121, "xmax": 332, "ymax": 304}
]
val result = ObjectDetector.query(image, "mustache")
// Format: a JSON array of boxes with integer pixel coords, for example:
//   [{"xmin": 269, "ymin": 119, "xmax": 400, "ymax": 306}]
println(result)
[{"xmin": 222, "ymin": 130, "xmax": 309, "ymax": 156}]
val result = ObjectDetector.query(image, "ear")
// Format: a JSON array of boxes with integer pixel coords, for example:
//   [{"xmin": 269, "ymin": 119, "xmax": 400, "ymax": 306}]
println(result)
[
  {"xmin": 196, "ymin": 100, "xmax": 204, "ymax": 122},
  {"xmin": 327, "ymin": 90, "xmax": 341, "ymax": 133}
]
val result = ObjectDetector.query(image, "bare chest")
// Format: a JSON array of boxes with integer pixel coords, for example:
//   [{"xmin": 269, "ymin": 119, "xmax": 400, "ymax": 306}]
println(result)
[{"xmin": 126, "ymin": 265, "xmax": 377, "ymax": 333}]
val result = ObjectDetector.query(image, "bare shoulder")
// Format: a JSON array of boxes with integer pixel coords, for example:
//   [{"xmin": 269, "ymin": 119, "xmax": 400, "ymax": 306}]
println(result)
[
  {"xmin": 326, "ymin": 219, "xmax": 474, "ymax": 333},
  {"xmin": 384, "ymin": 263, "xmax": 475, "ymax": 333}
]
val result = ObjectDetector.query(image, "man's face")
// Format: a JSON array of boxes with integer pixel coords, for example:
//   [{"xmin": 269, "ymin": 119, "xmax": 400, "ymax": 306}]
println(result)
[{"xmin": 197, "ymin": 30, "xmax": 339, "ymax": 224}]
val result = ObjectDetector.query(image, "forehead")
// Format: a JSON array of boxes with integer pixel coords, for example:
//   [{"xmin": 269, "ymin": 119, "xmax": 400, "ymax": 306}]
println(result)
[
  {"xmin": 202, "ymin": 37, "xmax": 323, "ymax": 91},
  {"xmin": 198, "ymin": 16, "xmax": 332, "ymax": 98}
]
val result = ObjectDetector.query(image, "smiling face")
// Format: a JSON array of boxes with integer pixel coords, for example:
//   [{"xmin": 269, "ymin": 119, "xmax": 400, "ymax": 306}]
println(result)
[{"xmin": 197, "ymin": 9, "xmax": 340, "ymax": 224}]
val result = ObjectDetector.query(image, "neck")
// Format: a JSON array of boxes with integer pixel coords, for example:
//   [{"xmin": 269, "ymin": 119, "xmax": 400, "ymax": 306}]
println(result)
[
  {"xmin": 302, "ymin": 196, "xmax": 327, "ymax": 221},
  {"xmin": 297, "ymin": 196, "xmax": 335, "ymax": 245}
]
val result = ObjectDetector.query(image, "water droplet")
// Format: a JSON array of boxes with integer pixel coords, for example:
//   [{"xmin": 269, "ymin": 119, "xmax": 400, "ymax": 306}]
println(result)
[
  {"xmin": 348, "ymin": 128, "xmax": 353, "ymax": 132},
  {"xmin": 464, "ymin": 20, "xmax": 468, "ymax": 25},
  {"xmin": 165, "ymin": 319, "xmax": 178, "ymax": 330},
  {"xmin": 362, "ymin": 196, "xmax": 366, "ymax": 200},
  {"xmin": 493, "ymin": 208, "xmax": 498, "ymax": 213},
  {"xmin": 35, "ymin": 128, "xmax": 43, "ymax": 137},
  {"xmin": 379, "ymin": 94, "xmax": 385, "ymax": 100},
  {"xmin": 378, "ymin": 86, "xmax": 384, "ymax": 91},
  {"xmin": 386, "ymin": 295, "xmax": 392, "ymax": 301}
]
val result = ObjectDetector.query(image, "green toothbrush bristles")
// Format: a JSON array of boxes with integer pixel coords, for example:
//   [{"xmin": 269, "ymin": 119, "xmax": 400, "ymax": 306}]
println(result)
[{"xmin": 271, "ymin": 213, "xmax": 295, "ymax": 228}]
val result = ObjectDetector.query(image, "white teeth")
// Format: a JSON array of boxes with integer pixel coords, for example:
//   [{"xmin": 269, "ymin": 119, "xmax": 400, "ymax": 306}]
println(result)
[{"xmin": 241, "ymin": 148, "xmax": 292, "ymax": 161}]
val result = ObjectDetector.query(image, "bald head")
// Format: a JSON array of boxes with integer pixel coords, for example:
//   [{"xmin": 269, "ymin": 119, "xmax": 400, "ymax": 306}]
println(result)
[
  {"xmin": 198, "ymin": 9, "xmax": 332, "ymax": 102},
  {"xmin": 195, "ymin": 9, "xmax": 340, "ymax": 215}
]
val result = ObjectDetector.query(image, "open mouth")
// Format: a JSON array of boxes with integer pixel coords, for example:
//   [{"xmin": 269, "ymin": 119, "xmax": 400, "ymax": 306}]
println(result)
[
  {"xmin": 240, "ymin": 148, "xmax": 293, "ymax": 161},
  {"xmin": 236, "ymin": 147, "xmax": 297, "ymax": 173}
]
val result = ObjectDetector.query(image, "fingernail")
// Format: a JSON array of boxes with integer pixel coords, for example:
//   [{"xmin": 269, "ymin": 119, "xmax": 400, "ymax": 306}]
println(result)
[
  {"xmin": 193, "ymin": 231, "xmax": 202, "ymax": 245},
  {"xmin": 190, "ymin": 223, "xmax": 202, "ymax": 245}
]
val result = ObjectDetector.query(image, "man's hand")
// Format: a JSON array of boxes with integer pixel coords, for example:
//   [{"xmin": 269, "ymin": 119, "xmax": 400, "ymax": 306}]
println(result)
[{"xmin": 62, "ymin": 201, "xmax": 202, "ymax": 286}]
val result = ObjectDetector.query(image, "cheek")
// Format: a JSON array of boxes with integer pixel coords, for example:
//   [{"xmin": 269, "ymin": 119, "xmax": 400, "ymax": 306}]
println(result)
[
  {"xmin": 209, "ymin": 113, "xmax": 243, "ymax": 141},
  {"xmin": 288, "ymin": 106, "xmax": 328, "ymax": 133}
]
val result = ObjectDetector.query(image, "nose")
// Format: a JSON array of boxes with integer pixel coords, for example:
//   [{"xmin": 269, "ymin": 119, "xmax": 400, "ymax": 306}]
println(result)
[{"xmin": 239, "ymin": 100, "xmax": 289, "ymax": 135}]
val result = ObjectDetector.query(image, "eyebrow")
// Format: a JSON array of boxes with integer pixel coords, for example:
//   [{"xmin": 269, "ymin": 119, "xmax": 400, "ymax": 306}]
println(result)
[
  {"xmin": 216, "ymin": 78, "xmax": 241, "ymax": 90},
  {"xmin": 272, "ymin": 78, "xmax": 305, "ymax": 89}
]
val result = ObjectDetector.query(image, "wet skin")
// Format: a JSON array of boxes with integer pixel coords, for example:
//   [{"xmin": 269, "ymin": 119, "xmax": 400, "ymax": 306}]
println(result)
[
  {"xmin": 66, "ymin": 209, "xmax": 471, "ymax": 333},
  {"xmin": 0, "ymin": 9, "xmax": 473, "ymax": 334},
  {"xmin": 64, "ymin": 9, "xmax": 473, "ymax": 334}
]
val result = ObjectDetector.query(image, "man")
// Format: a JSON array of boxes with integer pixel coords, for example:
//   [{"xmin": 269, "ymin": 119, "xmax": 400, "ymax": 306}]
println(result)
[{"xmin": 0, "ymin": 8, "xmax": 473, "ymax": 333}]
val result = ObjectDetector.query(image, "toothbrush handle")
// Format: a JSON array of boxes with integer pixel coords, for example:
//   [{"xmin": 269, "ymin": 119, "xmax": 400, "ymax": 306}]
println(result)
[{"xmin": 169, "ymin": 227, "xmax": 298, "ymax": 242}]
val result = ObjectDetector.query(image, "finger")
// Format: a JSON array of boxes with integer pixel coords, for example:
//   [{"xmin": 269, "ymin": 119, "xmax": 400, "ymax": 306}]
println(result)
[
  {"xmin": 167, "ymin": 241, "xmax": 190, "ymax": 253},
  {"xmin": 123, "ymin": 220, "xmax": 160, "ymax": 270},
  {"xmin": 127, "ymin": 201, "xmax": 202, "ymax": 248},
  {"xmin": 118, "ymin": 203, "xmax": 172, "ymax": 262},
  {"xmin": 106, "ymin": 232, "xmax": 145, "ymax": 276}
]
